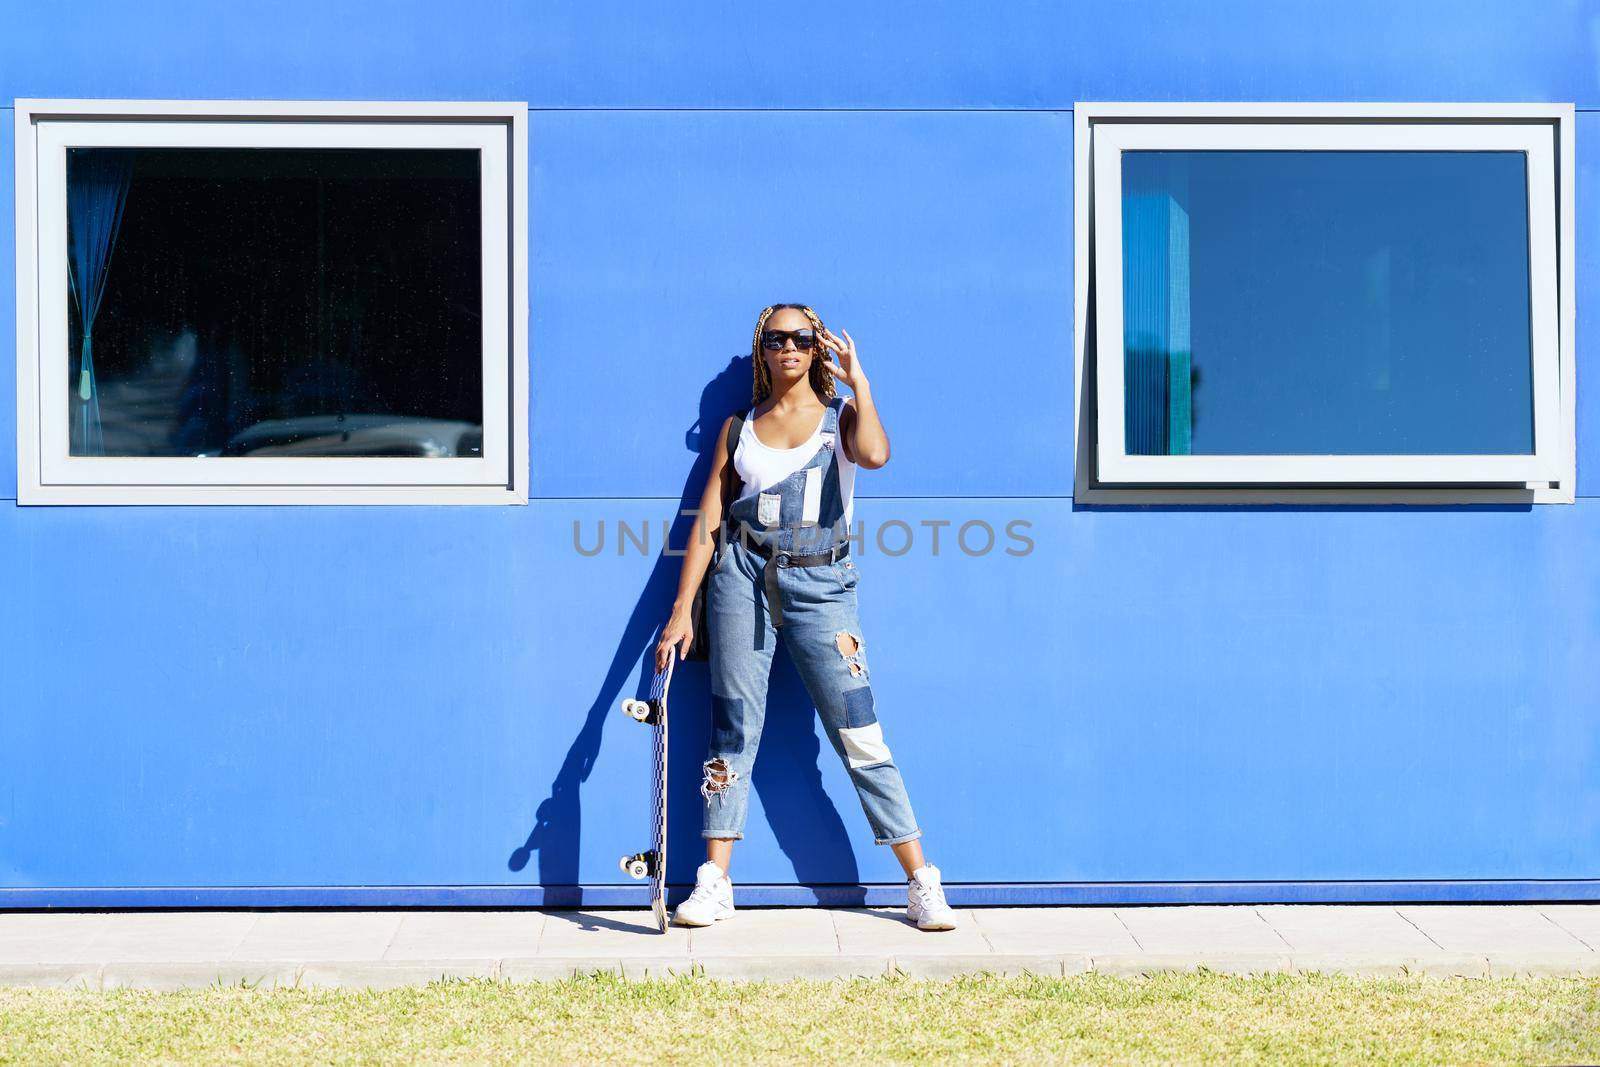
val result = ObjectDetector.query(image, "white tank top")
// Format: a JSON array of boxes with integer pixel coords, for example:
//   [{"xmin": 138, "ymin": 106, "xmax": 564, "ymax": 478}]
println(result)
[{"xmin": 733, "ymin": 402, "xmax": 857, "ymax": 528}]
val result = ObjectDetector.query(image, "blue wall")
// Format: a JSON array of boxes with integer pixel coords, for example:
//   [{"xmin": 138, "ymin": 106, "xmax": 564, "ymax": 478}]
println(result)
[{"xmin": 2, "ymin": 0, "xmax": 1597, "ymax": 906}]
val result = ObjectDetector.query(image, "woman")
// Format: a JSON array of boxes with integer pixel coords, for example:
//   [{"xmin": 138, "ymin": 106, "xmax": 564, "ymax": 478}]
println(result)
[{"xmin": 655, "ymin": 303, "xmax": 957, "ymax": 931}]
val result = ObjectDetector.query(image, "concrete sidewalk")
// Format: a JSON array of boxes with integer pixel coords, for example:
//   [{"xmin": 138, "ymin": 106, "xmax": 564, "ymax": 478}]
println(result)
[{"xmin": 1, "ymin": 904, "xmax": 1596, "ymax": 989}]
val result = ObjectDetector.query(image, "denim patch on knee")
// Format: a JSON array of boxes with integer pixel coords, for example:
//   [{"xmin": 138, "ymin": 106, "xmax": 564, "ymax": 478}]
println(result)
[
  {"xmin": 710, "ymin": 693, "xmax": 745, "ymax": 755},
  {"xmin": 843, "ymin": 685, "xmax": 877, "ymax": 729}
]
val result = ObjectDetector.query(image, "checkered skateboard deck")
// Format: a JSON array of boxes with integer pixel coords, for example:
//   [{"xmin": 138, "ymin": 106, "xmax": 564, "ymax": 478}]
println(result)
[{"xmin": 618, "ymin": 652, "xmax": 673, "ymax": 932}]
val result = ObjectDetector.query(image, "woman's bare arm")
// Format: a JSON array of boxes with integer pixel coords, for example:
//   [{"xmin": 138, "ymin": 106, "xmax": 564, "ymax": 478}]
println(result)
[
  {"xmin": 841, "ymin": 383, "xmax": 889, "ymax": 468},
  {"xmin": 657, "ymin": 415, "xmax": 736, "ymax": 669}
]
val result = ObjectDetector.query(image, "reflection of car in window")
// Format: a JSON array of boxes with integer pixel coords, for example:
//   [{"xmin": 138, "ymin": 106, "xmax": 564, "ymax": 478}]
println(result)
[{"xmin": 222, "ymin": 415, "xmax": 483, "ymax": 458}]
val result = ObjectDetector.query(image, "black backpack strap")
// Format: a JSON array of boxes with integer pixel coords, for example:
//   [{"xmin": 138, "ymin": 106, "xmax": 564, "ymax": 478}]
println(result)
[
  {"xmin": 717, "ymin": 412, "xmax": 746, "ymax": 552},
  {"xmin": 723, "ymin": 411, "xmax": 745, "ymax": 500}
]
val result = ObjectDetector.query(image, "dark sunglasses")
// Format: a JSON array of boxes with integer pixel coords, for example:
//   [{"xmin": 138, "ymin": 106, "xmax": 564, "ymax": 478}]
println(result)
[{"xmin": 761, "ymin": 328, "xmax": 818, "ymax": 352}]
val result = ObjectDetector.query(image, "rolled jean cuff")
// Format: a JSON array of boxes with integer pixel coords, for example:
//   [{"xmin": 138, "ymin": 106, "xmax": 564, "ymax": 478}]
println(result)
[
  {"xmin": 876, "ymin": 828, "xmax": 922, "ymax": 847},
  {"xmin": 701, "ymin": 831, "xmax": 745, "ymax": 841}
]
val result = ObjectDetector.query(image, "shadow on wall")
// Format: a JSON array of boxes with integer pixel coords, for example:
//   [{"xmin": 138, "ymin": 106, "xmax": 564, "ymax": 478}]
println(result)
[{"xmin": 505, "ymin": 354, "xmax": 865, "ymax": 905}]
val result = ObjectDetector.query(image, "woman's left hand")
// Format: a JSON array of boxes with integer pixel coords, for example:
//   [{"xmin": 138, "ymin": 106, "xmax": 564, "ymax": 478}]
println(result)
[{"xmin": 820, "ymin": 326, "xmax": 868, "ymax": 392}]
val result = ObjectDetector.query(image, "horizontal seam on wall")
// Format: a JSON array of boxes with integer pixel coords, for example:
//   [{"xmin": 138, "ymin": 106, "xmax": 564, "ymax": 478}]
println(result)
[
  {"xmin": 527, "ymin": 105, "xmax": 1600, "ymax": 112},
  {"xmin": 539, "ymin": 494, "xmax": 1073, "ymax": 501},
  {"xmin": 7, "ymin": 106, "xmax": 1598, "ymax": 114},
  {"xmin": 542, "ymin": 495, "xmax": 1600, "ymax": 503},
  {"xmin": 5, "ymin": 495, "xmax": 1598, "ymax": 503}
]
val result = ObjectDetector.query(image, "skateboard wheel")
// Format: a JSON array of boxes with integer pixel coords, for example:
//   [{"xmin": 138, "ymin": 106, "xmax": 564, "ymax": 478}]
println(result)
[{"xmin": 621, "ymin": 698, "xmax": 649, "ymax": 722}]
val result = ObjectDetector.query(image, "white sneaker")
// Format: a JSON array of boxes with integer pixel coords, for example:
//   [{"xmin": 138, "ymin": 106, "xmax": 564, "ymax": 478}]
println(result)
[
  {"xmin": 907, "ymin": 864, "xmax": 958, "ymax": 930},
  {"xmin": 673, "ymin": 860, "xmax": 735, "ymax": 927}
]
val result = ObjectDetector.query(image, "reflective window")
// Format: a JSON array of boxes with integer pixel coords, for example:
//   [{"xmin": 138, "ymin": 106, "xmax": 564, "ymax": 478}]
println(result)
[
  {"xmin": 1121, "ymin": 150, "xmax": 1533, "ymax": 457},
  {"xmin": 66, "ymin": 147, "xmax": 483, "ymax": 458}
]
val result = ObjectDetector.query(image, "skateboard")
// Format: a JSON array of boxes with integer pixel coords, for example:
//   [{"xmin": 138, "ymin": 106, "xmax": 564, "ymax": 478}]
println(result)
[{"xmin": 618, "ymin": 651, "xmax": 673, "ymax": 932}]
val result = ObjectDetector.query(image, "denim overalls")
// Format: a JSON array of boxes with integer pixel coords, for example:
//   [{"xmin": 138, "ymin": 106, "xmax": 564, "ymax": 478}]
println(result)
[{"xmin": 701, "ymin": 395, "xmax": 923, "ymax": 847}]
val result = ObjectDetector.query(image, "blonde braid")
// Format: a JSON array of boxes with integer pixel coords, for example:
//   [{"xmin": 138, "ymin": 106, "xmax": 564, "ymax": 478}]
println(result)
[
  {"xmin": 750, "ymin": 305, "xmax": 777, "ymax": 405},
  {"xmin": 749, "ymin": 303, "xmax": 838, "ymax": 406}
]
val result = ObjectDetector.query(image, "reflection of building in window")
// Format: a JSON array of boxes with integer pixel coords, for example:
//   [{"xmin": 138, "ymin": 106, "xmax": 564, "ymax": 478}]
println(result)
[{"xmin": 1122, "ymin": 153, "xmax": 1192, "ymax": 456}]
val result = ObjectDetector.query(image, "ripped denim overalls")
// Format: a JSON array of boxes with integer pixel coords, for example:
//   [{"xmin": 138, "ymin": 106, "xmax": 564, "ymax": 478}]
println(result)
[{"xmin": 700, "ymin": 395, "xmax": 922, "ymax": 847}]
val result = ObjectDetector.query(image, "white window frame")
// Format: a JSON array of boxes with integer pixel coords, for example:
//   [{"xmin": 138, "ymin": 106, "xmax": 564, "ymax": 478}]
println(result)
[
  {"xmin": 14, "ymin": 99, "xmax": 529, "ymax": 505},
  {"xmin": 1073, "ymin": 102, "xmax": 1577, "ymax": 505}
]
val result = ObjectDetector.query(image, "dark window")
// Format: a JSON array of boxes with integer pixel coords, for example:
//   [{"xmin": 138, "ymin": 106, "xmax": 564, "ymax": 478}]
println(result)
[{"xmin": 67, "ymin": 147, "xmax": 483, "ymax": 458}]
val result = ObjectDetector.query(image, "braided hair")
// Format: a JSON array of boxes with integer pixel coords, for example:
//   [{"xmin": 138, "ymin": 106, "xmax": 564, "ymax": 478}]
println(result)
[{"xmin": 749, "ymin": 303, "xmax": 837, "ymax": 406}]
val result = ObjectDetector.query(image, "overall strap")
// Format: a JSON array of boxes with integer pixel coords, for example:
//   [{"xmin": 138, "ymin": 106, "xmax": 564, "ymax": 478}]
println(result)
[{"xmin": 819, "ymin": 395, "xmax": 844, "ymax": 447}]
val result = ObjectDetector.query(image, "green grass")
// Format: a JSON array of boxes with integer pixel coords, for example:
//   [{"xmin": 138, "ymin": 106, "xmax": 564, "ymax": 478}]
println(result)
[{"xmin": 2, "ymin": 970, "xmax": 1597, "ymax": 1065}]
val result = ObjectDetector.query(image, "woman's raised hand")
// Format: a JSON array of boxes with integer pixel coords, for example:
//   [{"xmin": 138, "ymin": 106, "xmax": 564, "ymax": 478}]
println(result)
[{"xmin": 819, "ymin": 326, "xmax": 867, "ymax": 392}]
